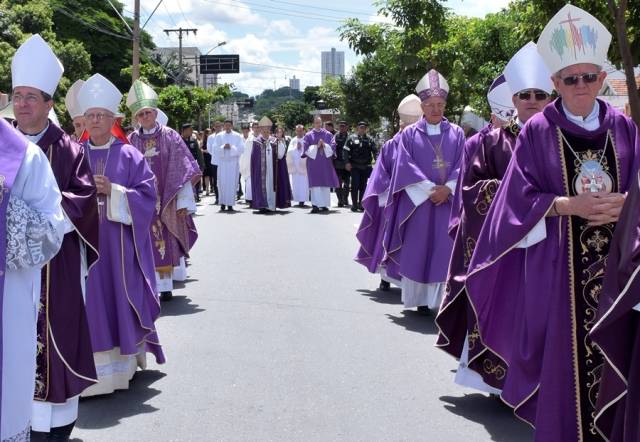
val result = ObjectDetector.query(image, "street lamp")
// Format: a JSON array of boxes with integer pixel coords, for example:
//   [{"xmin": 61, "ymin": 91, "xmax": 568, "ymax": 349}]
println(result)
[{"xmin": 204, "ymin": 41, "xmax": 227, "ymax": 87}]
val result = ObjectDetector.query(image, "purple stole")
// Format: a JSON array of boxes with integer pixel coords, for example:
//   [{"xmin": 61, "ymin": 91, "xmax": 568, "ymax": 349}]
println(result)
[{"xmin": 0, "ymin": 118, "xmax": 29, "ymax": 428}]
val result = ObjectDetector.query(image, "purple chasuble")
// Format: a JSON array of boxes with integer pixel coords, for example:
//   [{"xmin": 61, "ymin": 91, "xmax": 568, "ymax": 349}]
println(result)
[
  {"xmin": 250, "ymin": 135, "xmax": 292, "ymax": 209},
  {"xmin": 435, "ymin": 121, "xmax": 519, "ymax": 388},
  {"xmin": 85, "ymin": 139, "xmax": 165, "ymax": 364},
  {"xmin": 382, "ymin": 117, "xmax": 464, "ymax": 284},
  {"xmin": 0, "ymin": 119, "xmax": 28, "ymax": 430},
  {"xmin": 590, "ymin": 169, "xmax": 640, "ymax": 442},
  {"xmin": 129, "ymin": 124, "xmax": 201, "ymax": 274},
  {"xmin": 302, "ymin": 128, "xmax": 340, "ymax": 188},
  {"xmin": 355, "ymin": 131, "xmax": 401, "ymax": 274},
  {"xmin": 32, "ymin": 122, "xmax": 100, "ymax": 403},
  {"xmin": 449, "ymin": 123, "xmax": 493, "ymax": 238},
  {"xmin": 465, "ymin": 99, "xmax": 639, "ymax": 441}
]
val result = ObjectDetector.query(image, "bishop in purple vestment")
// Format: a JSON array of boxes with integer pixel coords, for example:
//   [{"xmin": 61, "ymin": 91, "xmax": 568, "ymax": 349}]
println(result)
[
  {"xmin": 10, "ymin": 33, "xmax": 100, "ymax": 438},
  {"xmin": 77, "ymin": 74, "xmax": 165, "ymax": 398},
  {"xmin": 383, "ymin": 70, "xmax": 464, "ymax": 312},
  {"xmin": 302, "ymin": 116, "xmax": 339, "ymax": 213},
  {"xmin": 128, "ymin": 80, "xmax": 200, "ymax": 301},
  {"xmin": 355, "ymin": 94, "xmax": 422, "ymax": 290},
  {"xmin": 250, "ymin": 117, "xmax": 292, "ymax": 212},
  {"xmin": 436, "ymin": 47, "xmax": 553, "ymax": 395}
]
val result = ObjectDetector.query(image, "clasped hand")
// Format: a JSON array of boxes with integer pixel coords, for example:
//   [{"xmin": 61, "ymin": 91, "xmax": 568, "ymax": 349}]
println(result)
[
  {"xmin": 559, "ymin": 192, "xmax": 625, "ymax": 226},
  {"xmin": 94, "ymin": 175, "xmax": 112, "ymax": 195},
  {"xmin": 430, "ymin": 185, "xmax": 451, "ymax": 206}
]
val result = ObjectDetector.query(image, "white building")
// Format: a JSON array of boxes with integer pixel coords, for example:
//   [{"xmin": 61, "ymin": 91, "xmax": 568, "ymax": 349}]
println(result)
[
  {"xmin": 321, "ymin": 48, "xmax": 345, "ymax": 84},
  {"xmin": 289, "ymin": 75, "xmax": 301, "ymax": 91}
]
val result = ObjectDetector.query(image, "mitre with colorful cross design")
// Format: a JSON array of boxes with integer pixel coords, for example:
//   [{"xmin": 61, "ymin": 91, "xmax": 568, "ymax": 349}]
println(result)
[
  {"xmin": 537, "ymin": 4, "xmax": 611, "ymax": 75},
  {"xmin": 415, "ymin": 69, "xmax": 449, "ymax": 102},
  {"xmin": 126, "ymin": 79, "xmax": 159, "ymax": 117}
]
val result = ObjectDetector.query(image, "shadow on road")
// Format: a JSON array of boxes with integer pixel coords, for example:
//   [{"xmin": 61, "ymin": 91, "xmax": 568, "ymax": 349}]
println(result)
[
  {"xmin": 385, "ymin": 310, "xmax": 438, "ymax": 335},
  {"xmin": 440, "ymin": 394, "xmax": 533, "ymax": 441},
  {"xmin": 356, "ymin": 288, "xmax": 402, "ymax": 305},
  {"xmin": 77, "ymin": 370, "xmax": 166, "ymax": 430},
  {"xmin": 160, "ymin": 295, "xmax": 205, "ymax": 317}
]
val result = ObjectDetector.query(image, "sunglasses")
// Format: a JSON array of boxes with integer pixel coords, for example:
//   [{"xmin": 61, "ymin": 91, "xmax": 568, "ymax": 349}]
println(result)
[
  {"xmin": 560, "ymin": 73, "xmax": 599, "ymax": 86},
  {"xmin": 517, "ymin": 90, "xmax": 549, "ymax": 101}
]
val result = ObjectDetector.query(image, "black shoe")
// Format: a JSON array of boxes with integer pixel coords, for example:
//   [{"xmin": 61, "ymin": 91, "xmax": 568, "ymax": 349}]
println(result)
[
  {"xmin": 321, "ymin": 207, "xmax": 329, "ymax": 212},
  {"xmin": 258, "ymin": 208, "xmax": 269, "ymax": 214},
  {"xmin": 358, "ymin": 205, "xmax": 365, "ymax": 212},
  {"xmin": 219, "ymin": 205, "xmax": 226, "ymax": 212},
  {"xmin": 416, "ymin": 306, "xmax": 431, "ymax": 315},
  {"xmin": 30, "ymin": 431, "xmax": 48, "ymax": 442},
  {"xmin": 214, "ymin": 199, "xmax": 219, "ymax": 205},
  {"xmin": 350, "ymin": 206, "xmax": 358, "ymax": 212},
  {"xmin": 160, "ymin": 291, "xmax": 173, "ymax": 302},
  {"xmin": 298, "ymin": 202, "xmax": 305, "ymax": 207},
  {"xmin": 227, "ymin": 206, "xmax": 234, "ymax": 212},
  {"xmin": 311, "ymin": 206, "xmax": 320, "ymax": 214},
  {"xmin": 379, "ymin": 280, "xmax": 391, "ymax": 291},
  {"xmin": 338, "ymin": 202, "xmax": 344, "ymax": 208}
]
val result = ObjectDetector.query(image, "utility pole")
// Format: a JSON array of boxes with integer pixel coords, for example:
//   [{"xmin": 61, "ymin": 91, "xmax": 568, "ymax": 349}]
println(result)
[
  {"xmin": 132, "ymin": 0, "xmax": 141, "ymax": 82},
  {"xmin": 164, "ymin": 28, "xmax": 198, "ymax": 86}
]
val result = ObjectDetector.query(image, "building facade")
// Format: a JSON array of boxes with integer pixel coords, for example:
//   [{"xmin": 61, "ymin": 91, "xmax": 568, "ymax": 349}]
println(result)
[{"xmin": 321, "ymin": 48, "xmax": 345, "ymax": 84}]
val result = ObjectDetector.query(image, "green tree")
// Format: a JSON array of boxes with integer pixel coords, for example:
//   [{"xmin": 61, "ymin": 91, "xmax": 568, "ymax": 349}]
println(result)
[
  {"xmin": 303, "ymin": 85, "xmax": 321, "ymax": 105},
  {"xmin": 269, "ymin": 100, "xmax": 313, "ymax": 130},
  {"xmin": 157, "ymin": 84, "xmax": 231, "ymax": 131}
]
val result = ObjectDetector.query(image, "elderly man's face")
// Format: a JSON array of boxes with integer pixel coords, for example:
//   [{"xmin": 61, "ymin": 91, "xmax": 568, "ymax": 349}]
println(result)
[
  {"xmin": 136, "ymin": 108, "xmax": 157, "ymax": 130},
  {"xmin": 13, "ymin": 86, "xmax": 52, "ymax": 132},
  {"xmin": 72, "ymin": 116, "xmax": 86, "ymax": 139},
  {"xmin": 552, "ymin": 63, "xmax": 606, "ymax": 117},
  {"xmin": 84, "ymin": 108, "xmax": 115, "ymax": 141},
  {"xmin": 260, "ymin": 127, "xmax": 270, "ymax": 138},
  {"xmin": 512, "ymin": 89, "xmax": 551, "ymax": 124},
  {"xmin": 313, "ymin": 118, "xmax": 322, "ymax": 130},
  {"xmin": 421, "ymin": 97, "xmax": 446, "ymax": 125}
]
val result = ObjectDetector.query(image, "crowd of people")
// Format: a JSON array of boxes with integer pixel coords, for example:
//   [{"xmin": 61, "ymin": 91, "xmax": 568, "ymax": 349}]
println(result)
[
  {"xmin": 354, "ymin": 5, "xmax": 640, "ymax": 442},
  {"xmin": 1, "ymin": 3, "xmax": 639, "ymax": 442}
]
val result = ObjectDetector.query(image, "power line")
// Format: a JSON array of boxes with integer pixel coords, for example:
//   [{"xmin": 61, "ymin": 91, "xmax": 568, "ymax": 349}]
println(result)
[
  {"xmin": 223, "ymin": 0, "xmax": 362, "ymax": 22},
  {"xmin": 267, "ymin": 0, "xmax": 365, "ymax": 15},
  {"xmin": 53, "ymin": 7, "xmax": 132, "ymax": 40}
]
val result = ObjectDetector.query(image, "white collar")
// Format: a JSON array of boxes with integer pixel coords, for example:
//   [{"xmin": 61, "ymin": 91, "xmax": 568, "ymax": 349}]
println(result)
[
  {"xmin": 426, "ymin": 122, "xmax": 441, "ymax": 135},
  {"xmin": 142, "ymin": 125, "xmax": 158, "ymax": 135},
  {"xmin": 20, "ymin": 121, "xmax": 50, "ymax": 144},
  {"xmin": 562, "ymin": 101, "xmax": 600, "ymax": 131},
  {"xmin": 89, "ymin": 136, "xmax": 115, "ymax": 150},
  {"xmin": 516, "ymin": 118, "xmax": 525, "ymax": 128}
]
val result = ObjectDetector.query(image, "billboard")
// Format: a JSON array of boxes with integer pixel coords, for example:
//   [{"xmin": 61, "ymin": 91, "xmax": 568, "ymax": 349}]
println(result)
[{"xmin": 200, "ymin": 54, "xmax": 240, "ymax": 74}]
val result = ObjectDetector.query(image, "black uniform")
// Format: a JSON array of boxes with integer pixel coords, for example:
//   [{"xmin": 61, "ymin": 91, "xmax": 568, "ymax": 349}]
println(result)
[
  {"xmin": 343, "ymin": 132, "xmax": 376, "ymax": 210},
  {"xmin": 183, "ymin": 136, "xmax": 204, "ymax": 201},
  {"xmin": 333, "ymin": 130, "xmax": 351, "ymax": 207}
]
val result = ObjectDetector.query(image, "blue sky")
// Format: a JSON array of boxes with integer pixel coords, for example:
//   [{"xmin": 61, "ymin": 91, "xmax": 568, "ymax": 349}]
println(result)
[{"xmin": 122, "ymin": 0, "xmax": 511, "ymax": 95}]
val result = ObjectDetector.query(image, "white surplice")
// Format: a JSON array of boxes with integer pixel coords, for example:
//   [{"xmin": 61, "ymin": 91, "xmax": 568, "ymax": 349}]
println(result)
[
  {"xmin": 286, "ymin": 137, "xmax": 309, "ymax": 203},
  {"xmin": 2, "ymin": 142, "xmax": 65, "ymax": 441},
  {"xmin": 213, "ymin": 130, "xmax": 244, "ymax": 206}
]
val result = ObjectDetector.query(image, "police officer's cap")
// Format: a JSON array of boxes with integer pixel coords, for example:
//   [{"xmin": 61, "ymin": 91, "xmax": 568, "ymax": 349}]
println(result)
[{"xmin": 357, "ymin": 121, "xmax": 368, "ymax": 127}]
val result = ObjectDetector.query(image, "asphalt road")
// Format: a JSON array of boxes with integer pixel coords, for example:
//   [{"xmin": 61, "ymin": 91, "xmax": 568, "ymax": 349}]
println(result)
[{"xmin": 74, "ymin": 193, "xmax": 533, "ymax": 442}]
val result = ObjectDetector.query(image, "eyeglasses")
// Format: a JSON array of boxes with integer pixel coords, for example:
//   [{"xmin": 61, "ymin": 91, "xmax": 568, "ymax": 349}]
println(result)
[
  {"xmin": 137, "ymin": 110, "xmax": 155, "ymax": 118},
  {"xmin": 560, "ymin": 73, "xmax": 599, "ymax": 86},
  {"xmin": 517, "ymin": 90, "xmax": 549, "ymax": 101},
  {"xmin": 84, "ymin": 112, "xmax": 114, "ymax": 121},
  {"xmin": 12, "ymin": 93, "xmax": 41, "ymax": 105}
]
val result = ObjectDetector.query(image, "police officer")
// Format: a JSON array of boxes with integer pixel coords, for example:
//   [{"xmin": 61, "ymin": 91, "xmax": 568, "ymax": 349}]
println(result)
[
  {"xmin": 344, "ymin": 121, "xmax": 376, "ymax": 212},
  {"xmin": 333, "ymin": 121, "xmax": 351, "ymax": 207}
]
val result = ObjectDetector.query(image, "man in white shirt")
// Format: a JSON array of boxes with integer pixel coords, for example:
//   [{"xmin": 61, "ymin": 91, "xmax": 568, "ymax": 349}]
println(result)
[{"xmin": 212, "ymin": 120, "xmax": 244, "ymax": 212}]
